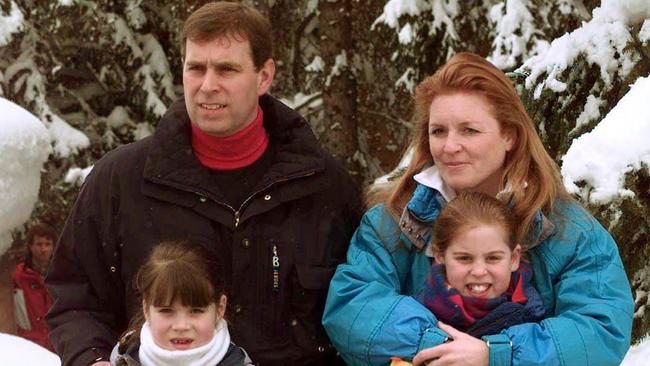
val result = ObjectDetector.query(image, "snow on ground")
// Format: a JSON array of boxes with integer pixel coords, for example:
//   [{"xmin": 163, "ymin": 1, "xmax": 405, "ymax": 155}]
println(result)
[
  {"xmin": 0, "ymin": 98, "xmax": 51, "ymax": 257},
  {"xmin": 561, "ymin": 76, "xmax": 650, "ymax": 204},
  {"xmin": 621, "ymin": 337, "xmax": 650, "ymax": 366},
  {"xmin": 0, "ymin": 333, "xmax": 60, "ymax": 365}
]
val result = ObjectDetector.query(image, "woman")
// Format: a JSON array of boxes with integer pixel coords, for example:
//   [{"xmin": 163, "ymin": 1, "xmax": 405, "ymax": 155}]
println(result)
[{"xmin": 322, "ymin": 53, "xmax": 633, "ymax": 366}]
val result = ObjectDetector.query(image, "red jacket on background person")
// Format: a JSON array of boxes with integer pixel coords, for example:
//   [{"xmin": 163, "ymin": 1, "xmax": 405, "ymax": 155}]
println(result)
[{"xmin": 12, "ymin": 261, "xmax": 55, "ymax": 352}]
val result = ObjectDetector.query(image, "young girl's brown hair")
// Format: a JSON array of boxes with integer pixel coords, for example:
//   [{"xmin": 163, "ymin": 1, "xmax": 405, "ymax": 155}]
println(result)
[
  {"xmin": 431, "ymin": 192, "xmax": 519, "ymax": 256},
  {"xmin": 120, "ymin": 240, "xmax": 226, "ymax": 347}
]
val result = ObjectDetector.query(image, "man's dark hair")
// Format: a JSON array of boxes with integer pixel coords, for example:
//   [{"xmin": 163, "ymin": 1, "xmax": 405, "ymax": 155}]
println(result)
[
  {"xmin": 26, "ymin": 223, "xmax": 56, "ymax": 246},
  {"xmin": 181, "ymin": 2, "xmax": 273, "ymax": 70},
  {"xmin": 24, "ymin": 223, "xmax": 56, "ymax": 265}
]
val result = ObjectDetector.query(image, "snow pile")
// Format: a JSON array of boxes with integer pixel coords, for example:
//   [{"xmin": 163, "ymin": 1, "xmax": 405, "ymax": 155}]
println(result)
[
  {"xmin": 0, "ymin": 333, "xmax": 60, "ymax": 366},
  {"xmin": 561, "ymin": 76, "xmax": 650, "ymax": 204},
  {"xmin": 0, "ymin": 98, "xmax": 51, "ymax": 256},
  {"xmin": 520, "ymin": 0, "xmax": 650, "ymax": 98}
]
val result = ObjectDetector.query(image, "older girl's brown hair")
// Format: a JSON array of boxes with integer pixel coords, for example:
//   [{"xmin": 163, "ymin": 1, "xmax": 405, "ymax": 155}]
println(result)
[
  {"xmin": 432, "ymin": 192, "xmax": 518, "ymax": 255},
  {"xmin": 372, "ymin": 52, "xmax": 569, "ymax": 245}
]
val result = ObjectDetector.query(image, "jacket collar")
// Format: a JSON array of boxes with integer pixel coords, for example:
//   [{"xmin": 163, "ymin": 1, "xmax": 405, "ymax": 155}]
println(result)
[
  {"xmin": 400, "ymin": 167, "xmax": 555, "ymax": 253},
  {"xmin": 143, "ymin": 94, "xmax": 325, "ymax": 203}
]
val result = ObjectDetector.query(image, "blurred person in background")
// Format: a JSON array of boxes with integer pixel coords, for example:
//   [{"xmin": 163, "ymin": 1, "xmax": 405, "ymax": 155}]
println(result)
[{"xmin": 12, "ymin": 223, "xmax": 56, "ymax": 352}]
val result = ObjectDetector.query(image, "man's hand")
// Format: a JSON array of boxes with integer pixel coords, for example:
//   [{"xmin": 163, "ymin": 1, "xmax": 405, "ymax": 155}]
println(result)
[
  {"xmin": 412, "ymin": 322, "xmax": 489, "ymax": 366},
  {"xmin": 90, "ymin": 362, "xmax": 111, "ymax": 366}
]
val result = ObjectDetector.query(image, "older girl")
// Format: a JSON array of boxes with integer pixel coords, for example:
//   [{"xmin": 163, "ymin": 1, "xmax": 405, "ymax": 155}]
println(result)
[
  {"xmin": 322, "ymin": 53, "xmax": 632, "ymax": 366},
  {"xmin": 110, "ymin": 241, "xmax": 252, "ymax": 366},
  {"xmin": 417, "ymin": 192, "xmax": 544, "ymax": 338}
]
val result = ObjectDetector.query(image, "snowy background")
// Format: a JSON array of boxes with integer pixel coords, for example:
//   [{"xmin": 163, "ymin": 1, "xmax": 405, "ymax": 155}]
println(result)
[{"xmin": 0, "ymin": 0, "xmax": 648, "ymax": 364}]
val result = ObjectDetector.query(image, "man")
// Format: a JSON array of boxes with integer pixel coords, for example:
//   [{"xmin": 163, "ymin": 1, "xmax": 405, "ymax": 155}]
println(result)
[
  {"xmin": 46, "ymin": 3, "xmax": 361, "ymax": 365},
  {"xmin": 12, "ymin": 224, "xmax": 56, "ymax": 352}
]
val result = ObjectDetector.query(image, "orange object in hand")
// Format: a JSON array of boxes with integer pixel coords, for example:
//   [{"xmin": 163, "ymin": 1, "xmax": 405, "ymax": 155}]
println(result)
[{"xmin": 389, "ymin": 357, "xmax": 413, "ymax": 366}]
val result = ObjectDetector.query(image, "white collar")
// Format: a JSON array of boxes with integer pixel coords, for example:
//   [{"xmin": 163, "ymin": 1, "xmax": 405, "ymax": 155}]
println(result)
[
  {"xmin": 413, "ymin": 166, "xmax": 521, "ymax": 201},
  {"xmin": 413, "ymin": 166, "xmax": 456, "ymax": 202},
  {"xmin": 139, "ymin": 318, "xmax": 230, "ymax": 366}
]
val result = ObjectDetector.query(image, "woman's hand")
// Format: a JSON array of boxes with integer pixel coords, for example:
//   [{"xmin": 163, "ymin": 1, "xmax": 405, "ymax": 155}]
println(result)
[
  {"xmin": 90, "ymin": 362, "xmax": 111, "ymax": 366},
  {"xmin": 412, "ymin": 322, "xmax": 489, "ymax": 366}
]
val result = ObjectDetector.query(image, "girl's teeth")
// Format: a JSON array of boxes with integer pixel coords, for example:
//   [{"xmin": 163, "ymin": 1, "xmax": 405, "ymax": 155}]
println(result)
[{"xmin": 469, "ymin": 284, "xmax": 489, "ymax": 293}]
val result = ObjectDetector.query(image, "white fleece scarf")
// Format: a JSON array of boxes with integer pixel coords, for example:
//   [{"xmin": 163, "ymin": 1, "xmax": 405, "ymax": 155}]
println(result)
[{"xmin": 139, "ymin": 318, "xmax": 230, "ymax": 366}]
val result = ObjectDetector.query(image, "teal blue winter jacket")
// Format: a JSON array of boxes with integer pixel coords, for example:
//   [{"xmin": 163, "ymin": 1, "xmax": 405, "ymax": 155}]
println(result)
[{"xmin": 322, "ymin": 183, "xmax": 633, "ymax": 366}]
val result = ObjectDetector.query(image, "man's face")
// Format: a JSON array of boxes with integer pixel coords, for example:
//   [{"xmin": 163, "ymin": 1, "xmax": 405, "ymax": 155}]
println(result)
[
  {"xmin": 183, "ymin": 36, "xmax": 275, "ymax": 137},
  {"xmin": 29, "ymin": 235, "xmax": 54, "ymax": 267}
]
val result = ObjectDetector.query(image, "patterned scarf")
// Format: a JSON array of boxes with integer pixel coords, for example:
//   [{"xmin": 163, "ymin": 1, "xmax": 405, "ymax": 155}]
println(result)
[{"xmin": 417, "ymin": 262, "xmax": 545, "ymax": 337}]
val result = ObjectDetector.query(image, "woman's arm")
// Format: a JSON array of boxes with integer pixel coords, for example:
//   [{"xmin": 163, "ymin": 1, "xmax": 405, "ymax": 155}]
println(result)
[
  {"xmin": 502, "ymin": 207, "xmax": 633, "ymax": 366},
  {"xmin": 323, "ymin": 205, "xmax": 449, "ymax": 366}
]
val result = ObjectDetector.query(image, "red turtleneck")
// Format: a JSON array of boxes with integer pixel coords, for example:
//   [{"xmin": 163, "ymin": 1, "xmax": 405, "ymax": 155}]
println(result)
[{"xmin": 191, "ymin": 107, "xmax": 269, "ymax": 170}]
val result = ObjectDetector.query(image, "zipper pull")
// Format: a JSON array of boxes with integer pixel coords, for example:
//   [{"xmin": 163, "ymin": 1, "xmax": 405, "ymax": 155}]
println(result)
[
  {"xmin": 272, "ymin": 244, "xmax": 280, "ymax": 292},
  {"xmin": 234, "ymin": 211, "xmax": 240, "ymax": 228}
]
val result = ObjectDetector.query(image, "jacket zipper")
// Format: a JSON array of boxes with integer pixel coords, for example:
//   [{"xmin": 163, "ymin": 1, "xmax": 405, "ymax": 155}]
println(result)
[
  {"xmin": 232, "ymin": 169, "xmax": 316, "ymax": 228},
  {"xmin": 183, "ymin": 169, "xmax": 316, "ymax": 228}
]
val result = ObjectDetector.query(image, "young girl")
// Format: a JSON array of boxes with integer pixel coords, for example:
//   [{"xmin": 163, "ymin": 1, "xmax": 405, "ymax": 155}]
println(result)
[
  {"xmin": 417, "ymin": 192, "xmax": 545, "ymax": 337},
  {"xmin": 110, "ymin": 240, "xmax": 252, "ymax": 366}
]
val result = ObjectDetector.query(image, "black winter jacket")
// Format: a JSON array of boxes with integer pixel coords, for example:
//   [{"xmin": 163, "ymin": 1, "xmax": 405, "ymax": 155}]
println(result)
[{"xmin": 46, "ymin": 95, "xmax": 362, "ymax": 366}]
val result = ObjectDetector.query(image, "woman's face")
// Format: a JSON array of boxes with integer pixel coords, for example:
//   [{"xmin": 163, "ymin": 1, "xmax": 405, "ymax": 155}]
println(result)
[{"xmin": 428, "ymin": 92, "xmax": 514, "ymax": 196}]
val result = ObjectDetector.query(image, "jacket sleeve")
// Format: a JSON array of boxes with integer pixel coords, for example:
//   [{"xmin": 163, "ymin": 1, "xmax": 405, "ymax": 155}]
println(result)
[
  {"xmin": 11, "ymin": 271, "xmax": 32, "ymax": 332},
  {"xmin": 502, "ymin": 210, "xmax": 633, "ymax": 366},
  {"xmin": 45, "ymin": 162, "xmax": 125, "ymax": 366},
  {"xmin": 323, "ymin": 205, "xmax": 448, "ymax": 366}
]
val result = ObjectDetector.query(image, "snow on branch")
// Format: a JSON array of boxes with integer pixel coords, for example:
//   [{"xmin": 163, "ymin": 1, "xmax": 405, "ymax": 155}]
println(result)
[
  {"xmin": 110, "ymin": 14, "xmax": 175, "ymax": 117},
  {"xmin": 374, "ymin": 0, "xmax": 459, "ymax": 44},
  {"xmin": 520, "ymin": 0, "xmax": 650, "ymax": 98},
  {"xmin": 4, "ymin": 52, "xmax": 90, "ymax": 157},
  {"xmin": 0, "ymin": 0, "xmax": 23, "ymax": 47},
  {"xmin": 488, "ymin": 0, "xmax": 549, "ymax": 70},
  {"xmin": 561, "ymin": 76, "xmax": 650, "ymax": 204}
]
